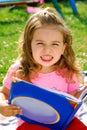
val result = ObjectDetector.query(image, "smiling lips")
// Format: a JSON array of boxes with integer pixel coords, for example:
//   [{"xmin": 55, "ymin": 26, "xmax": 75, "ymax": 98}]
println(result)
[{"xmin": 40, "ymin": 55, "xmax": 53, "ymax": 62}]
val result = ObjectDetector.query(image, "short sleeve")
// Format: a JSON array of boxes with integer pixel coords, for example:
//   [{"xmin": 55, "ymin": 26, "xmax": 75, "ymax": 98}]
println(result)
[
  {"xmin": 3, "ymin": 62, "xmax": 20, "ymax": 89},
  {"xmin": 68, "ymin": 74, "xmax": 80, "ymax": 93}
]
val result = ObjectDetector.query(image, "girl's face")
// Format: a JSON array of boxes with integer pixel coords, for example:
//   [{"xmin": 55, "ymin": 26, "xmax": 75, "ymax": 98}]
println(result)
[{"xmin": 31, "ymin": 25, "xmax": 66, "ymax": 73}]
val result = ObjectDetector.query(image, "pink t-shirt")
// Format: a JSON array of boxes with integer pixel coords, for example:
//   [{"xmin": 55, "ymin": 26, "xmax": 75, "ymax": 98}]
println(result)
[{"xmin": 3, "ymin": 62, "xmax": 79, "ymax": 93}]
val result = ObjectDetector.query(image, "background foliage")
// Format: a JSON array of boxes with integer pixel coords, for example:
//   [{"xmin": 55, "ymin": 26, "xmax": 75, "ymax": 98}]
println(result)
[{"xmin": 0, "ymin": 0, "xmax": 87, "ymax": 86}]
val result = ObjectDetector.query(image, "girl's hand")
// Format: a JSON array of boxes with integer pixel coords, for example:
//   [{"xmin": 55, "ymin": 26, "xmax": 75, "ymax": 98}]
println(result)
[{"xmin": 0, "ymin": 100, "xmax": 22, "ymax": 117}]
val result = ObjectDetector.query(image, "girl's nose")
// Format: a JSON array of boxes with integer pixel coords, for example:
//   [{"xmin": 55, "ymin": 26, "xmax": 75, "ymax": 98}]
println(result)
[{"xmin": 43, "ymin": 45, "xmax": 52, "ymax": 52}]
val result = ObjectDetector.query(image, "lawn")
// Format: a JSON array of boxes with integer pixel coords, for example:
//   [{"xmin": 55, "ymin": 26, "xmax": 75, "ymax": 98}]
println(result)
[{"xmin": 0, "ymin": 0, "xmax": 87, "ymax": 86}]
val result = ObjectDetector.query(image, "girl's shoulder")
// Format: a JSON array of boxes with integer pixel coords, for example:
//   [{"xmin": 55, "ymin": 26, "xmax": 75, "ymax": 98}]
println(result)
[
  {"xmin": 7, "ymin": 60, "xmax": 21, "ymax": 75},
  {"xmin": 3, "ymin": 61, "xmax": 21, "ymax": 89},
  {"xmin": 10, "ymin": 60, "xmax": 20, "ymax": 69}
]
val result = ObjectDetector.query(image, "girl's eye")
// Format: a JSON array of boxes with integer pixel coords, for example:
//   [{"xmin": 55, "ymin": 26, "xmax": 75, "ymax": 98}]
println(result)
[
  {"xmin": 37, "ymin": 43, "xmax": 42, "ymax": 44},
  {"xmin": 52, "ymin": 43, "xmax": 59, "ymax": 46},
  {"xmin": 36, "ymin": 43, "xmax": 44, "ymax": 45}
]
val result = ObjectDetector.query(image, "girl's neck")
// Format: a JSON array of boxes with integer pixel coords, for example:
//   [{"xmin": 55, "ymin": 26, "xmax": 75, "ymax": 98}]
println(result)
[{"xmin": 40, "ymin": 66, "xmax": 56, "ymax": 73}]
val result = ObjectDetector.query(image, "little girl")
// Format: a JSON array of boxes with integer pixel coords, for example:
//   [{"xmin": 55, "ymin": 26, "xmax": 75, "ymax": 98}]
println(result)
[{"xmin": 0, "ymin": 7, "xmax": 86, "ymax": 130}]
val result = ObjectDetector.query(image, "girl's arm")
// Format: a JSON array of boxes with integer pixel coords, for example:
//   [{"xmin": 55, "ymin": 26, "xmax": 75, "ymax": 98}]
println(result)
[
  {"xmin": 70, "ymin": 86, "xmax": 87, "ymax": 98},
  {"xmin": 0, "ymin": 86, "xmax": 22, "ymax": 117},
  {"xmin": 0, "ymin": 86, "xmax": 9, "ymax": 100}
]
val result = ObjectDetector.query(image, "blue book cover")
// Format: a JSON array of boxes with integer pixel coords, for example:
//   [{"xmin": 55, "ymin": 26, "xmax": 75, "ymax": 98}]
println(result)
[{"xmin": 8, "ymin": 78, "xmax": 82, "ymax": 130}]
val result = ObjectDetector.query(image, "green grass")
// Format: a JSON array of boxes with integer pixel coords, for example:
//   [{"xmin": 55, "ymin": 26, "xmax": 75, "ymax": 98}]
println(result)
[
  {"xmin": 0, "ymin": 1, "xmax": 87, "ymax": 86},
  {"xmin": 61, "ymin": 1, "xmax": 87, "ymax": 69}
]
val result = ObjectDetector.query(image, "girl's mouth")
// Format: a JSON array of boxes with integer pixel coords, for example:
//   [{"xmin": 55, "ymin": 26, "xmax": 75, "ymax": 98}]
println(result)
[{"xmin": 40, "ymin": 55, "xmax": 53, "ymax": 62}]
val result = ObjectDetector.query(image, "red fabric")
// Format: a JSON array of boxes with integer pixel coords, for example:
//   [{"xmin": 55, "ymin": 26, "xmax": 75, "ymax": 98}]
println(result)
[
  {"xmin": 66, "ymin": 117, "xmax": 87, "ymax": 130},
  {"xmin": 16, "ymin": 117, "xmax": 87, "ymax": 130},
  {"xmin": 16, "ymin": 122, "xmax": 50, "ymax": 130}
]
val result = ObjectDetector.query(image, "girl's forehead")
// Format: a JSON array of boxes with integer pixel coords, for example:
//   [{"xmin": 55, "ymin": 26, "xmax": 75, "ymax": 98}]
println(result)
[
  {"xmin": 32, "ymin": 25, "xmax": 64, "ymax": 42},
  {"xmin": 33, "ymin": 25, "xmax": 64, "ymax": 35},
  {"xmin": 37, "ymin": 24, "xmax": 60, "ymax": 30}
]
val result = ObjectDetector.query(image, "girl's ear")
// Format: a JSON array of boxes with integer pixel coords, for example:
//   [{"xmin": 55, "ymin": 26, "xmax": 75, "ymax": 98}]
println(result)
[{"xmin": 62, "ymin": 43, "xmax": 67, "ymax": 54}]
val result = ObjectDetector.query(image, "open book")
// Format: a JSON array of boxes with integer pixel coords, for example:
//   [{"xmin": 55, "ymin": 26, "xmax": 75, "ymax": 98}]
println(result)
[{"xmin": 8, "ymin": 78, "xmax": 82, "ymax": 130}]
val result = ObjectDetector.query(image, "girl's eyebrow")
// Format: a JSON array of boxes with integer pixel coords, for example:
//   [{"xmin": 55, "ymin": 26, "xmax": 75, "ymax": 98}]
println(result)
[
  {"xmin": 52, "ymin": 41, "xmax": 63, "ymax": 43},
  {"xmin": 35, "ymin": 40, "xmax": 44, "ymax": 42},
  {"xmin": 35, "ymin": 40, "xmax": 62, "ymax": 43},
  {"xmin": 35, "ymin": 40, "xmax": 43, "ymax": 42}
]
